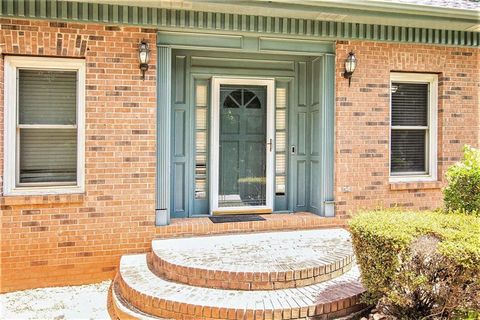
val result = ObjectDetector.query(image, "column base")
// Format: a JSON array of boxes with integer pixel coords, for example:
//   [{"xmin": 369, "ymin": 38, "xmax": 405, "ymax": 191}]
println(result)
[
  {"xmin": 155, "ymin": 209, "xmax": 169, "ymax": 226},
  {"xmin": 324, "ymin": 200, "xmax": 335, "ymax": 217}
]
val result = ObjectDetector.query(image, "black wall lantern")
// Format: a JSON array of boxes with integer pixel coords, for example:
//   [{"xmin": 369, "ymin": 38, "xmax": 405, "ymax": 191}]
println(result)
[
  {"xmin": 344, "ymin": 51, "xmax": 357, "ymax": 87},
  {"xmin": 138, "ymin": 40, "xmax": 150, "ymax": 80}
]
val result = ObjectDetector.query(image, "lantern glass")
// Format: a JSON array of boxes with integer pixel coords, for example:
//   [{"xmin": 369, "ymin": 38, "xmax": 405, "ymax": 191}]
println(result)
[
  {"xmin": 345, "ymin": 53, "xmax": 357, "ymax": 73},
  {"xmin": 138, "ymin": 42, "xmax": 150, "ymax": 64},
  {"xmin": 139, "ymin": 51, "xmax": 148, "ymax": 64}
]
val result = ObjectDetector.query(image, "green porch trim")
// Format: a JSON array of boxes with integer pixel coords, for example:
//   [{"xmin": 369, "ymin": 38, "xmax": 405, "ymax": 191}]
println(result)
[
  {"xmin": 156, "ymin": 45, "xmax": 172, "ymax": 226},
  {"xmin": 0, "ymin": 0, "xmax": 478, "ymax": 47},
  {"xmin": 320, "ymin": 54, "xmax": 336, "ymax": 217},
  {"xmin": 157, "ymin": 31, "xmax": 335, "ymax": 55}
]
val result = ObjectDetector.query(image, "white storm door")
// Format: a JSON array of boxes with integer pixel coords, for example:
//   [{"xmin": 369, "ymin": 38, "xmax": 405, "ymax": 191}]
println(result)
[{"xmin": 210, "ymin": 77, "xmax": 275, "ymax": 214}]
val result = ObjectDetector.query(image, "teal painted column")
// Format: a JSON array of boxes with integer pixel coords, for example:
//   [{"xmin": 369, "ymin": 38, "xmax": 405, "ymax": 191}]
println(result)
[
  {"xmin": 156, "ymin": 45, "xmax": 172, "ymax": 226},
  {"xmin": 321, "ymin": 54, "xmax": 336, "ymax": 217}
]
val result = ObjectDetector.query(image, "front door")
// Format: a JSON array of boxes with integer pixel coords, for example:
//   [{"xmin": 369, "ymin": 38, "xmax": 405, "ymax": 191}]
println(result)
[{"xmin": 210, "ymin": 77, "xmax": 275, "ymax": 214}]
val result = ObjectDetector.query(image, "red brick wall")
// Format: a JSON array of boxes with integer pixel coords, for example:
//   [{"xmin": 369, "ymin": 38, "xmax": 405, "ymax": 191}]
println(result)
[
  {"xmin": 334, "ymin": 41, "xmax": 479, "ymax": 216},
  {"xmin": 0, "ymin": 19, "xmax": 158, "ymax": 292}
]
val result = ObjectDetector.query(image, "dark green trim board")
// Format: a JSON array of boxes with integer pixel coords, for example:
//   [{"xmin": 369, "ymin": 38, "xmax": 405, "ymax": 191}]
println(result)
[
  {"xmin": 158, "ymin": 31, "xmax": 335, "ymax": 55},
  {"xmin": 320, "ymin": 55, "xmax": 336, "ymax": 217},
  {"xmin": 157, "ymin": 31, "xmax": 335, "ymax": 56},
  {"xmin": 0, "ymin": 0, "xmax": 478, "ymax": 47},
  {"xmin": 156, "ymin": 46, "xmax": 172, "ymax": 226}
]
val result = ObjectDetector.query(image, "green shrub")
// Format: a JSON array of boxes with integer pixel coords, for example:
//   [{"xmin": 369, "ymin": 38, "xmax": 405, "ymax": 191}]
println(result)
[
  {"xmin": 444, "ymin": 145, "xmax": 480, "ymax": 214},
  {"xmin": 349, "ymin": 210, "xmax": 480, "ymax": 319}
]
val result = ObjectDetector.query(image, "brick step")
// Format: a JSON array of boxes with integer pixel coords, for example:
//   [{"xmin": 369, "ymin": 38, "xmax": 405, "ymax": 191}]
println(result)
[
  {"xmin": 112, "ymin": 254, "xmax": 366, "ymax": 320},
  {"xmin": 110, "ymin": 280, "xmax": 166, "ymax": 320},
  {"xmin": 150, "ymin": 229, "xmax": 355, "ymax": 290},
  {"xmin": 154, "ymin": 213, "xmax": 346, "ymax": 240}
]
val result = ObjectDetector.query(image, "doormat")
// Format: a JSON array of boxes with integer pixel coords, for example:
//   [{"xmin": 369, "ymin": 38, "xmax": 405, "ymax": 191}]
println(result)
[{"xmin": 209, "ymin": 214, "xmax": 266, "ymax": 223}]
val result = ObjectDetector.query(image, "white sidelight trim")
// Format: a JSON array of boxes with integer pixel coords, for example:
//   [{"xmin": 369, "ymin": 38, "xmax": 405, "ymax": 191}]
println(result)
[
  {"xmin": 389, "ymin": 72, "xmax": 438, "ymax": 183},
  {"xmin": 210, "ymin": 77, "xmax": 275, "ymax": 214},
  {"xmin": 3, "ymin": 56, "xmax": 86, "ymax": 196}
]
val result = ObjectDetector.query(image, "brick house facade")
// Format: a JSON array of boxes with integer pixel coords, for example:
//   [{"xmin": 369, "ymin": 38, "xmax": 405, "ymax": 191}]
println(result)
[
  {"xmin": 0, "ymin": 19, "xmax": 158, "ymax": 292},
  {"xmin": 0, "ymin": 1, "xmax": 478, "ymax": 293},
  {"xmin": 335, "ymin": 41, "xmax": 479, "ymax": 215}
]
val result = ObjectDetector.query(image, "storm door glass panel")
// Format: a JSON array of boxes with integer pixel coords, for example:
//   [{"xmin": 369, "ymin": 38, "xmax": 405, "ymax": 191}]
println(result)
[
  {"xmin": 17, "ymin": 69, "xmax": 78, "ymax": 185},
  {"xmin": 218, "ymin": 85, "xmax": 267, "ymax": 207}
]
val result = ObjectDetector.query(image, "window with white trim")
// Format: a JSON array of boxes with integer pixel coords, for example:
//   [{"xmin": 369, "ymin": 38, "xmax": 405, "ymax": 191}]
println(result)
[
  {"xmin": 4, "ymin": 56, "xmax": 85, "ymax": 195},
  {"xmin": 390, "ymin": 73, "xmax": 438, "ymax": 182}
]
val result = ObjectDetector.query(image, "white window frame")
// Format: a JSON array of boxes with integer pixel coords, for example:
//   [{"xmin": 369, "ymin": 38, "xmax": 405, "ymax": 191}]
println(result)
[
  {"xmin": 389, "ymin": 72, "xmax": 438, "ymax": 183},
  {"xmin": 4, "ymin": 56, "xmax": 85, "ymax": 196}
]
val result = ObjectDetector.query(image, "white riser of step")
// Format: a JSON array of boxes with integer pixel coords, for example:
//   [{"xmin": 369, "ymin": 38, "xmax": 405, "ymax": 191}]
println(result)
[{"xmin": 116, "ymin": 254, "xmax": 365, "ymax": 319}]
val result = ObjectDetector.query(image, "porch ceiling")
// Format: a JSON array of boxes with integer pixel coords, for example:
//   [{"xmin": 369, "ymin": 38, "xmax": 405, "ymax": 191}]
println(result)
[{"xmin": 69, "ymin": 0, "xmax": 480, "ymax": 31}]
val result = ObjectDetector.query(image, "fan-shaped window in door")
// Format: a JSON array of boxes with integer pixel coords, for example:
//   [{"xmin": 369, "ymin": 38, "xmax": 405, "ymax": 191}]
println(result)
[
  {"xmin": 246, "ymin": 96, "xmax": 261, "ymax": 109},
  {"xmin": 243, "ymin": 90, "xmax": 261, "ymax": 109},
  {"xmin": 223, "ymin": 94, "xmax": 240, "ymax": 108},
  {"xmin": 222, "ymin": 89, "xmax": 262, "ymax": 109}
]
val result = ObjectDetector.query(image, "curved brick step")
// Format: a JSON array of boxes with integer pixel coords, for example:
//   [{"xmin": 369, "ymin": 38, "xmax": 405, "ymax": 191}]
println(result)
[
  {"xmin": 151, "ymin": 229, "xmax": 355, "ymax": 290},
  {"xmin": 114, "ymin": 254, "xmax": 366, "ymax": 320},
  {"xmin": 110, "ymin": 278, "xmax": 166, "ymax": 320}
]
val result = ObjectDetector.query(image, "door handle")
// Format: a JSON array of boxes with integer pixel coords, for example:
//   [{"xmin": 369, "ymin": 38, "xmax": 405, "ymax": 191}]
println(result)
[{"xmin": 267, "ymin": 138, "xmax": 273, "ymax": 152}]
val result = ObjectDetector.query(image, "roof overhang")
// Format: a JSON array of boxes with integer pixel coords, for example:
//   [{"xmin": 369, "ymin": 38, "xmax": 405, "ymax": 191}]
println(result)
[{"xmin": 69, "ymin": 0, "xmax": 480, "ymax": 32}]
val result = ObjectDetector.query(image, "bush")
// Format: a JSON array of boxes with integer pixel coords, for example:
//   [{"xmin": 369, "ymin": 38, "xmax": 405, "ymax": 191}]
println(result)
[
  {"xmin": 444, "ymin": 145, "xmax": 480, "ymax": 214},
  {"xmin": 349, "ymin": 210, "xmax": 480, "ymax": 319}
]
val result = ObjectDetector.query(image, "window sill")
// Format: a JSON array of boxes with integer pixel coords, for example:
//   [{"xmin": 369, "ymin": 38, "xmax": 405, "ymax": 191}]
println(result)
[
  {"xmin": 0, "ymin": 193, "xmax": 85, "ymax": 206},
  {"xmin": 389, "ymin": 181, "xmax": 443, "ymax": 191}
]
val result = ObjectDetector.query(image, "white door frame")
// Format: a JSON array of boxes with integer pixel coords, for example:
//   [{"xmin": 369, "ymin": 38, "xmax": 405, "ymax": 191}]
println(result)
[{"xmin": 210, "ymin": 77, "xmax": 275, "ymax": 214}]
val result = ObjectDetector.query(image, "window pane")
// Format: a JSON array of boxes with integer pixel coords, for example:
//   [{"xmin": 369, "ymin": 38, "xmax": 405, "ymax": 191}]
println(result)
[
  {"xmin": 391, "ymin": 82, "xmax": 428, "ymax": 126},
  {"xmin": 196, "ymin": 83, "xmax": 208, "ymax": 107},
  {"xmin": 276, "ymin": 153, "xmax": 286, "ymax": 175},
  {"xmin": 19, "ymin": 70, "xmax": 77, "ymax": 125},
  {"xmin": 276, "ymin": 131, "xmax": 286, "ymax": 153},
  {"xmin": 196, "ymin": 131, "xmax": 207, "ymax": 153},
  {"xmin": 276, "ymin": 109, "xmax": 286, "ymax": 130},
  {"xmin": 194, "ymin": 80, "xmax": 209, "ymax": 199},
  {"xmin": 19, "ymin": 128, "xmax": 77, "ymax": 183},
  {"xmin": 276, "ymin": 175, "xmax": 285, "ymax": 195},
  {"xmin": 276, "ymin": 87, "xmax": 287, "ymax": 109},
  {"xmin": 196, "ymin": 108, "xmax": 207, "ymax": 130},
  {"xmin": 275, "ymin": 84, "xmax": 288, "ymax": 198},
  {"xmin": 391, "ymin": 129, "xmax": 426, "ymax": 173}
]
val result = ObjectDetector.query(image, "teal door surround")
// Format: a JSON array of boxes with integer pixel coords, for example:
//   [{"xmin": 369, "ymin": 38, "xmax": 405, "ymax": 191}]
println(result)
[{"xmin": 156, "ymin": 31, "xmax": 335, "ymax": 225}]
